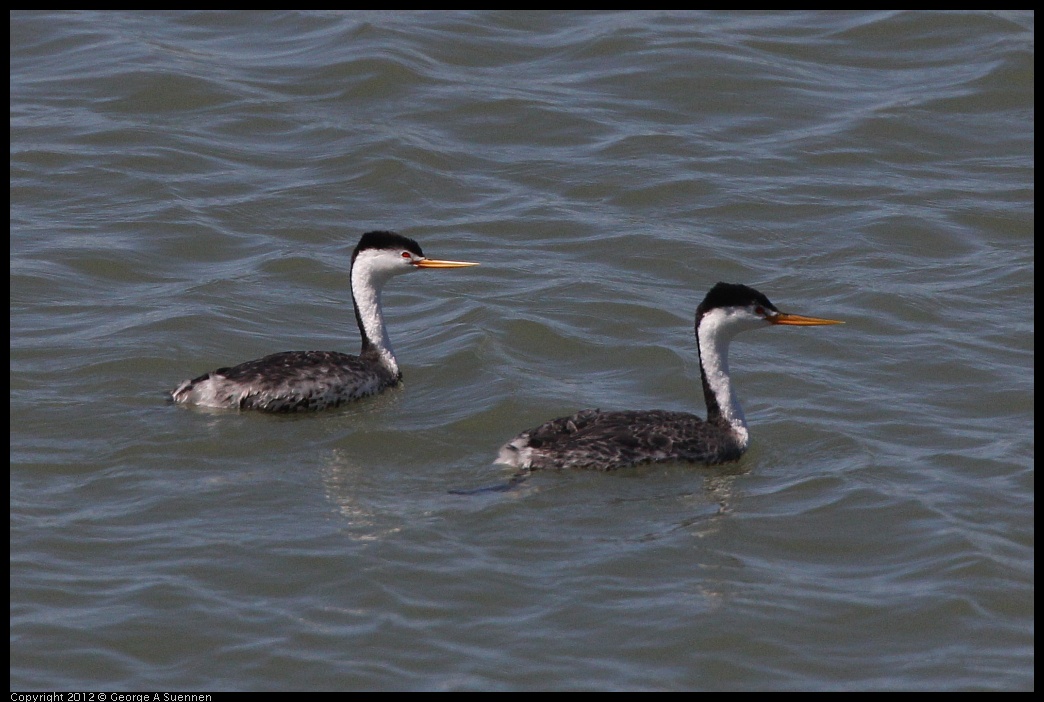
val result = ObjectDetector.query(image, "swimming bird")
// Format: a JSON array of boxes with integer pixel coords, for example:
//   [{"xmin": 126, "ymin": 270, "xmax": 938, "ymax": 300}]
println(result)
[
  {"xmin": 171, "ymin": 230, "xmax": 477, "ymax": 412},
  {"xmin": 496, "ymin": 282, "xmax": 842, "ymax": 470}
]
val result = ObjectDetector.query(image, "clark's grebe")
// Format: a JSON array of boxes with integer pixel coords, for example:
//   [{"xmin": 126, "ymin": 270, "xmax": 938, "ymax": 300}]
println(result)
[
  {"xmin": 496, "ymin": 282, "xmax": 842, "ymax": 470},
  {"xmin": 172, "ymin": 230, "xmax": 477, "ymax": 412}
]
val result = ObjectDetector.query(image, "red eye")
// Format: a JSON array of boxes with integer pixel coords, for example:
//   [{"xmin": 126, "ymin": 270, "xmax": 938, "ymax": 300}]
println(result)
[
  {"xmin": 755, "ymin": 306, "xmax": 765, "ymax": 315},
  {"xmin": 401, "ymin": 251, "xmax": 411, "ymax": 259}
]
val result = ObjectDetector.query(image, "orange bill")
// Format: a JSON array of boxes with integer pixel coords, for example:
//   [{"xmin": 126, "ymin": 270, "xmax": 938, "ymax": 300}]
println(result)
[
  {"xmin": 771, "ymin": 312, "xmax": 844, "ymax": 326},
  {"xmin": 414, "ymin": 258, "xmax": 480, "ymax": 269}
]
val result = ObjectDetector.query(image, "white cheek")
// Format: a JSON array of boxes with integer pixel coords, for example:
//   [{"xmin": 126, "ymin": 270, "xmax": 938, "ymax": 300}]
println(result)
[{"xmin": 353, "ymin": 249, "xmax": 414, "ymax": 280}]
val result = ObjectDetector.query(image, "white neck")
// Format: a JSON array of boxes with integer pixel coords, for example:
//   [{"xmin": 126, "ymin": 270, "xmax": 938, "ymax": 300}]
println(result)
[
  {"xmin": 350, "ymin": 249, "xmax": 414, "ymax": 377},
  {"xmin": 697, "ymin": 307, "xmax": 765, "ymax": 448}
]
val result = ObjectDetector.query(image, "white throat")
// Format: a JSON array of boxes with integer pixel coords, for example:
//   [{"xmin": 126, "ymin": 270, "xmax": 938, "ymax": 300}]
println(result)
[
  {"xmin": 697, "ymin": 307, "xmax": 765, "ymax": 447},
  {"xmin": 351, "ymin": 249, "xmax": 414, "ymax": 376}
]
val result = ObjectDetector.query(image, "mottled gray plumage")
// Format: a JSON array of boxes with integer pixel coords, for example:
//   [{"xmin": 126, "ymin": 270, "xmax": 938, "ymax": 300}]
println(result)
[
  {"xmin": 498, "ymin": 408, "xmax": 743, "ymax": 471},
  {"xmin": 171, "ymin": 349, "xmax": 398, "ymax": 413}
]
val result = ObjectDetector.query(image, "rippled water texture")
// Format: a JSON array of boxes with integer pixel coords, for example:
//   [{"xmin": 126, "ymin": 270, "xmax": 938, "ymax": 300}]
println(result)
[{"xmin": 11, "ymin": 10, "xmax": 1033, "ymax": 690}]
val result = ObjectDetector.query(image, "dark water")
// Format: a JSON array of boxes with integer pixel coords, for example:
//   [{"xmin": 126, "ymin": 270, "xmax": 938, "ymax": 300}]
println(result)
[{"xmin": 10, "ymin": 10, "xmax": 1033, "ymax": 690}]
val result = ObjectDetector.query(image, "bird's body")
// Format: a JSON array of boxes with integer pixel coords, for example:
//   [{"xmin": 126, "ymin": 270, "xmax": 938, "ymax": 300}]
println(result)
[
  {"xmin": 497, "ymin": 408, "xmax": 744, "ymax": 471},
  {"xmin": 171, "ymin": 231, "xmax": 477, "ymax": 412},
  {"xmin": 497, "ymin": 282, "xmax": 842, "ymax": 471},
  {"xmin": 171, "ymin": 350, "xmax": 397, "ymax": 413}
]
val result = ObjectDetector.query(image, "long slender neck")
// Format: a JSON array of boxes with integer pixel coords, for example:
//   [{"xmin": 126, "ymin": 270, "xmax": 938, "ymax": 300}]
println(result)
[
  {"xmin": 350, "ymin": 257, "xmax": 400, "ymax": 378},
  {"xmin": 696, "ymin": 314, "xmax": 750, "ymax": 448}
]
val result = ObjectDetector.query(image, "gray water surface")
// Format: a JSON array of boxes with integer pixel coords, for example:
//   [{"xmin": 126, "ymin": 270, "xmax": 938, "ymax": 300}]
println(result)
[{"xmin": 10, "ymin": 10, "xmax": 1033, "ymax": 691}]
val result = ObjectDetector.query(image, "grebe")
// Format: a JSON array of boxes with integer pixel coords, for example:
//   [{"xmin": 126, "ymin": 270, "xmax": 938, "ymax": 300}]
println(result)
[
  {"xmin": 171, "ymin": 230, "xmax": 477, "ymax": 412},
  {"xmin": 496, "ymin": 282, "xmax": 842, "ymax": 470}
]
